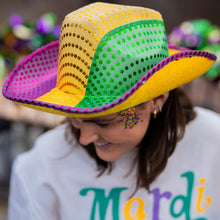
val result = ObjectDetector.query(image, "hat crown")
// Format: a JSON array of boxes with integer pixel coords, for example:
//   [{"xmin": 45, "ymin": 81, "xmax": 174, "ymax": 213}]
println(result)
[{"xmin": 56, "ymin": 2, "xmax": 168, "ymax": 107}]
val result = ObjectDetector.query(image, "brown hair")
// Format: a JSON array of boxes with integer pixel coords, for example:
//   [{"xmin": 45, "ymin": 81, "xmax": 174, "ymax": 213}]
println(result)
[{"xmin": 65, "ymin": 88, "xmax": 196, "ymax": 191}]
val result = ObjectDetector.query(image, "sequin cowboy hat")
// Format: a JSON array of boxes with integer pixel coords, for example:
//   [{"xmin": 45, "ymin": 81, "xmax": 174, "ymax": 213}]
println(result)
[{"xmin": 2, "ymin": 2, "xmax": 216, "ymax": 117}]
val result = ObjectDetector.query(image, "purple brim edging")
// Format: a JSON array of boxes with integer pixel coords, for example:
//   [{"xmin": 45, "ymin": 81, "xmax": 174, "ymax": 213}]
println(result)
[{"xmin": 2, "ymin": 42, "xmax": 217, "ymax": 115}]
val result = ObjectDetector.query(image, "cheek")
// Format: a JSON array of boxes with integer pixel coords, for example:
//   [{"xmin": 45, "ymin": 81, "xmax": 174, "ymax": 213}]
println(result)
[
  {"xmin": 125, "ymin": 114, "xmax": 151, "ymax": 141},
  {"xmin": 141, "ymin": 115, "xmax": 151, "ymax": 131},
  {"xmin": 101, "ymin": 129, "xmax": 124, "ymax": 142},
  {"xmin": 129, "ymin": 125, "xmax": 148, "ymax": 142}
]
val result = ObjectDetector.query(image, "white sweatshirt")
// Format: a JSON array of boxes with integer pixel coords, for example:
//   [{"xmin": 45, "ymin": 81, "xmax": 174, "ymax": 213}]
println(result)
[{"xmin": 8, "ymin": 107, "xmax": 220, "ymax": 220}]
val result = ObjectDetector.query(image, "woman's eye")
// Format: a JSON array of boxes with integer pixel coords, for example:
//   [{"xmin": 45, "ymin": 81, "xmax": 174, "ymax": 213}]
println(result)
[{"xmin": 96, "ymin": 123, "xmax": 110, "ymax": 128}]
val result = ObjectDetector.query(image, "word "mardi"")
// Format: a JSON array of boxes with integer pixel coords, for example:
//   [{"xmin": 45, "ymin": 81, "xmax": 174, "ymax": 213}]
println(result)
[{"xmin": 79, "ymin": 171, "xmax": 212, "ymax": 220}]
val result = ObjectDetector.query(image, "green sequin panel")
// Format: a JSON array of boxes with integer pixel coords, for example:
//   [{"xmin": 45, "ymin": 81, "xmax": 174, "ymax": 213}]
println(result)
[{"xmin": 76, "ymin": 20, "xmax": 169, "ymax": 108}]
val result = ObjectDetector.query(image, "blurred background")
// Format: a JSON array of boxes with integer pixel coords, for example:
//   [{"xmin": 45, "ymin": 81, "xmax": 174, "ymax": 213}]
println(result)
[{"xmin": 0, "ymin": 0, "xmax": 220, "ymax": 219}]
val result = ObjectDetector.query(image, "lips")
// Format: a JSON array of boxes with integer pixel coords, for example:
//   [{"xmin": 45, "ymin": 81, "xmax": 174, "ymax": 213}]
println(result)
[
  {"xmin": 94, "ymin": 142, "xmax": 112, "ymax": 150},
  {"xmin": 95, "ymin": 142, "xmax": 110, "ymax": 146}
]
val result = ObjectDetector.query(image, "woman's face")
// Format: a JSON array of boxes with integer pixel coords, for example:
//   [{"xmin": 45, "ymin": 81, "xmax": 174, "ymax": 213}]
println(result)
[{"xmin": 70, "ymin": 102, "xmax": 153, "ymax": 162}]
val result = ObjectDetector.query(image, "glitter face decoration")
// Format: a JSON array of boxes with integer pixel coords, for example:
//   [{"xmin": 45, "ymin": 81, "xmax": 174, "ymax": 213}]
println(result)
[{"xmin": 117, "ymin": 107, "xmax": 140, "ymax": 129}]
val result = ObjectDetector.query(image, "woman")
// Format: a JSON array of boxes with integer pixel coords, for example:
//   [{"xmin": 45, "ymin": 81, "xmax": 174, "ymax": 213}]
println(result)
[{"xmin": 3, "ymin": 2, "xmax": 220, "ymax": 219}]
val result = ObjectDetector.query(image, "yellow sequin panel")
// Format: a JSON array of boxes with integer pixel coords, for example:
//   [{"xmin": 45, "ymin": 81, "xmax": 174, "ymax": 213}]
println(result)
[{"xmin": 36, "ymin": 87, "xmax": 83, "ymax": 107}]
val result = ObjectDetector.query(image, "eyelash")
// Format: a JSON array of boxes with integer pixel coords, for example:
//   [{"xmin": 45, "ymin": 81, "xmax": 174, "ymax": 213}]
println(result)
[{"xmin": 96, "ymin": 123, "xmax": 110, "ymax": 128}]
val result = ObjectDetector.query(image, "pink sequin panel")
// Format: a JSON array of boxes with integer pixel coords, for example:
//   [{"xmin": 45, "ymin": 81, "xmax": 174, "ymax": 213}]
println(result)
[{"xmin": 4, "ymin": 41, "xmax": 59, "ymax": 101}]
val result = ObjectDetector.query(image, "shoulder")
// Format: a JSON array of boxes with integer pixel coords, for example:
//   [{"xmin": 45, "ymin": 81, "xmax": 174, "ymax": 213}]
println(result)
[
  {"xmin": 194, "ymin": 106, "xmax": 220, "ymax": 124},
  {"xmin": 35, "ymin": 122, "xmax": 70, "ymax": 151},
  {"xmin": 12, "ymin": 123, "xmax": 93, "ymax": 180},
  {"xmin": 188, "ymin": 107, "xmax": 220, "ymax": 133},
  {"xmin": 18, "ymin": 123, "xmax": 73, "ymax": 161},
  {"xmin": 181, "ymin": 107, "xmax": 220, "ymax": 147},
  {"xmin": 11, "ymin": 124, "xmax": 66, "ymax": 173}
]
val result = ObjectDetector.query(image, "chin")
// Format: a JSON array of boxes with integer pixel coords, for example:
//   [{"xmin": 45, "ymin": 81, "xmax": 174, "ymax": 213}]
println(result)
[
  {"xmin": 95, "ymin": 150, "xmax": 120, "ymax": 162},
  {"xmin": 97, "ymin": 154, "xmax": 118, "ymax": 162}
]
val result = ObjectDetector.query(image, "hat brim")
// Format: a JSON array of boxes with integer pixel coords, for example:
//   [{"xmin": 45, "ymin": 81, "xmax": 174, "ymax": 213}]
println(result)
[{"xmin": 3, "ymin": 41, "xmax": 216, "ymax": 117}]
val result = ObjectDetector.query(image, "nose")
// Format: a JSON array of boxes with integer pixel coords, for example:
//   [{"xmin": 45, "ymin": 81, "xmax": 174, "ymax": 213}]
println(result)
[{"xmin": 79, "ymin": 123, "xmax": 99, "ymax": 146}]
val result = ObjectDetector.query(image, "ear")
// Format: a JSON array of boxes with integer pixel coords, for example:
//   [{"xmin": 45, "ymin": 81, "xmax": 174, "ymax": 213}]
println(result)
[{"xmin": 151, "ymin": 92, "xmax": 169, "ymax": 112}]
